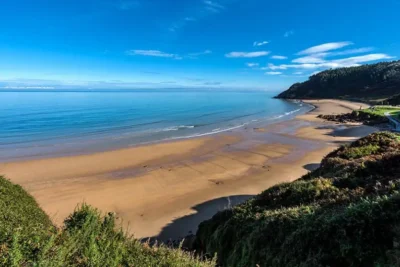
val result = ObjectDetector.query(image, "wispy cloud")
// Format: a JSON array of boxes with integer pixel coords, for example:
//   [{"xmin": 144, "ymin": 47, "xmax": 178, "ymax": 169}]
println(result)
[
  {"xmin": 265, "ymin": 71, "xmax": 282, "ymax": 75},
  {"xmin": 328, "ymin": 47, "xmax": 374, "ymax": 56},
  {"xmin": 226, "ymin": 51, "xmax": 270, "ymax": 58},
  {"xmin": 246, "ymin": 63, "xmax": 259, "ymax": 67},
  {"xmin": 253, "ymin": 41, "xmax": 269, "ymax": 47},
  {"xmin": 203, "ymin": 81, "xmax": 222, "ymax": 86},
  {"xmin": 297, "ymin": 41, "xmax": 353, "ymax": 55},
  {"xmin": 167, "ymin": 0, "xmax": 225, "ymax": 33},
  {"xmin": 333, "ymin": 54, "xmax": 393, "ymax": 65},
  {"xmin": 116, "ymin": 0, "xmax": 140, "ymax": 10},
  {"xmin": 293, "ymin": 71, "xmax": 303, "ymax": 75},
  {"xmin": 204, "ymin": 0, "xmax": 225, "ymax": 12},
  {"xmin": 168, "ymin": 24, "xmax": 180, "ymax": 32},
  {"xmin": 126, "ymin": 49, "xmax": 212, "ymax": 60},
  {"xmin": 268, "ymin": 53, "xmax": 393, "ymax": 70},
  {"xmin": 126, "ymin": 50, "xmax": 181, "ymax": 59},
  {"xmin": 284, "ymin": 30, "xmax": 294, "ymax": 37},
  {"xmin": 187, "ymin": 50, "xmax": 212, "ymax": 58},
  {"xmin": 292, "ymin": 46, "xmax": 377, "ymax": 64},
  {"xmin": 271, "ymin": 55, "xmax": 287, "ymax": 60}
]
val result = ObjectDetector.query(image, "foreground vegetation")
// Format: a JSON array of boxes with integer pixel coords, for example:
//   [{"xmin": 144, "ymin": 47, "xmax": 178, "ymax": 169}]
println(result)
[
  {"xmin": 0, "ymin": 177, "xmax": 215, "ymax": 266},
  {"xmin": 195, "ymin": 132, "xmax": 400, "ymax": 267},
  {"xmin": 276, "ymin": 60, "xmax": 400, "ymax": 102}
]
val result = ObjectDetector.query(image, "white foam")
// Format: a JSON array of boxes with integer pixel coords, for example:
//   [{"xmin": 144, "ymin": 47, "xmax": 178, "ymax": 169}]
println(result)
[{"xmin": 163, "ymin": 123, "xmax": 247, "ymax": 141}]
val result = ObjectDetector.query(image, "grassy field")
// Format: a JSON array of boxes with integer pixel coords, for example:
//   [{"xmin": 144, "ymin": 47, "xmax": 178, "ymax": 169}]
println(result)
[
  {"xmin": 361, "ymin": 106, "xmax": 400, "ymax": 116},
  {"xmin": 361, "ymin": 106, "xmax": 400, "ymax": 122},
  {"xmin": 0, "ymin": 176, "xmax": 215, "ymax": 267}
]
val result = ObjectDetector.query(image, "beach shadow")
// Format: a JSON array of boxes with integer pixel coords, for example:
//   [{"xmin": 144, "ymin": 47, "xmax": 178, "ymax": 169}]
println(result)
[
  {"xmin": 145, "ymin": 194, "xmax": 254, "ymax": 242},
  {"xmin": 303, "ymin": 163, "xmax": 320, "ymax": 171},
  {"xmin": 316, "ymin": 125, "xmax": 377, "ymax": 138}
]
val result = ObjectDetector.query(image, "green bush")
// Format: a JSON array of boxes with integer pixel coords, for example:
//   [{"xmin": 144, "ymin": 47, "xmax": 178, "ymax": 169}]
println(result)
[
  {"xmin": 0, "ymin": 176, "xmax": 215, "ymax": 266},
  {"xmin": 196, "ymin": 132, "xmax": 400, "ymax": 267}
]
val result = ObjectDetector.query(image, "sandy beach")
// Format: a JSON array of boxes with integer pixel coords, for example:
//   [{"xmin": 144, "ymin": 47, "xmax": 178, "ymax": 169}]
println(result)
[{"xmin": 0, "ymin": 99, "xmax": 377, "ymax": 240}]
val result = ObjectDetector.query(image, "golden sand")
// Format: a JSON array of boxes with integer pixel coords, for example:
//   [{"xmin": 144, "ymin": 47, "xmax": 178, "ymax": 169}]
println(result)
[{"xmin": 0, "ymin": 99, "xmax": 377, "ymax": 239}]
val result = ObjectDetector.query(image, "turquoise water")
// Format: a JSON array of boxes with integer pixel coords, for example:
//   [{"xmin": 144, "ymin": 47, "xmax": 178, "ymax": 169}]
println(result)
[{"xmin": 0, "ymin": 90, "xmax": 311, "ymax": 161}]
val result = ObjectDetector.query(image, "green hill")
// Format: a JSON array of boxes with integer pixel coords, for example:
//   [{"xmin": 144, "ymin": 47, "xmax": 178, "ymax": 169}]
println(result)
[
  {"xmin": 195, "ymin": 132, "xmax": 400, "ymax": 267},
  {"xmin": 0, "ymin": 176, "xmax": 215, "ymax": 266},
  {"xmin": 276, "ymin": 60, "xmax": 400, "ymax": 101}
]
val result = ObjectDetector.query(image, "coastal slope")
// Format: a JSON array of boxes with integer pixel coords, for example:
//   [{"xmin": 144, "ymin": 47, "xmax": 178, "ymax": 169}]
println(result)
[
  {"xmin": 276, "ymin": 60, "xmax": 400, "ymax": 102},
  {"xmin": 195, "ymin": 132, "xmax": 400, "ymax": 267}
]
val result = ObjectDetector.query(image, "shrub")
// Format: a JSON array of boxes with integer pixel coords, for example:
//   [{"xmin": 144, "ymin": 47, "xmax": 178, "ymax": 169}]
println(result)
[
  {"xmin": 0, "ymin": 176, "xmax": 215, "ymax": 266},
  {"xmin": 196, "ymin": 132, "xmax": 400, "ymax": 267}
]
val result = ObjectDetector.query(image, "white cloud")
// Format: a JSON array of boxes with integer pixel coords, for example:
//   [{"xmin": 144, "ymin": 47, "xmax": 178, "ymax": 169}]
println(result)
[
  {"xmin": 204, "ymin": 0, "xmax": 224, "ymax": 12},
  {"xmin": 333, "ymin": 53, "xmax": 393, "ymax": 65},
  {"xmin": 127, "ymin": 49, "xmax": 213, "ymax": 60},
  {"xmin": 268, "ymin": 53, "xmax": 393, "ymax": 70},
  {"xmin": 225, "ymin": 51, "xmax": 270, "ymax": 58},
  {"xmin": 284, "ymin": 30, "xmax": 294, "ymax": 37},
  {"xmin": 126, "ymin": 50, "xmax": 180, "ymax": 59},
  {"xmin": 265, "ymin": 71, "xmax": 282, "ymax": 75},
  {"xmin": 246, "ymin": 63, "xmax": 259, "ymax": 67},
  {"xmin": 268, "ymin": 63, "xmax": 288, "ymax": 70},
  {"xmin": 329, "ymin": 47, "xmax": 374, "ymax": 56},
  {"xmin": 293, "ymin": 47, "xmax": 378, "ymax": 64},
  {"xmin": 293, "ymin": 71, "xmax": 303, "ymax": 75},
  {"xmin": 253, "ymin": 41, "xmax": 269, "ymax": 47},
  {"xmin": 297, "ymin": 41, "xmax": 353, "ymax": 55},
  {"xmin": 271, "ymin": 55, "xmax": 287, "ymax": 60},
  {"xmin": 187, "ymin": 50, "xmax": 212, "ymax": 58}
]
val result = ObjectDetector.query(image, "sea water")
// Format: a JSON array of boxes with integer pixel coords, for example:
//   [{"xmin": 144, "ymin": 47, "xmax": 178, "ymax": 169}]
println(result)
[{"xmin": 0, "ymin": 89, "xmax": 312, "ymax": 161}]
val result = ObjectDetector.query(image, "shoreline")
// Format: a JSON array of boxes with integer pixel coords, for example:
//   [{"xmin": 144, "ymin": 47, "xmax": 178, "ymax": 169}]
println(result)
[
  {"xmin": 0, "ymin": 99, "xmax": 377, "ymax": 240},
  {"xmin": 0, "ymin": 100, "xmax": 313, "ymax": 163}
]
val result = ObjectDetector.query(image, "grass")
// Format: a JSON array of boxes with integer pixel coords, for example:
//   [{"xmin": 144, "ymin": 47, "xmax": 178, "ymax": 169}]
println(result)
[
  {"xmin": 195, "ymin": 132, "xmax": 400, "ymax": 267},
  {"xmin": 360, "ymin": 106, "xmax": 400, "ymax": 116},
  {"xmin": 319, "ymin": 106, "xmax": 400, "ymax": 126},
  {"xmin": 0, "ymin": 176, "xmax": 216, "ymax": 266},
  {"xmin": 391, "ymin": 110, "xmax": 400, "ymax": 120}
]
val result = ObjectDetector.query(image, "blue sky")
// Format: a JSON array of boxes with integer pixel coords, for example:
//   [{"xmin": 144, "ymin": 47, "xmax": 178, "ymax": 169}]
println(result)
[{"xmin": 0, "ymin": 0, "xmax": 399, "ymax": 91}]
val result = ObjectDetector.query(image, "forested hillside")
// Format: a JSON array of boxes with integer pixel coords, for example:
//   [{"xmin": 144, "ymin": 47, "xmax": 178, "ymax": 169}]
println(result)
[{"xmin": 276, "ymin": 60, "xmax": 400, "ymax": 101}]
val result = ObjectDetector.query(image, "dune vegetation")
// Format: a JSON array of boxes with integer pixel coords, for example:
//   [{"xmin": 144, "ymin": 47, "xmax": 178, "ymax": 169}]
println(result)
[
  {"xmin": 0, "ymin": 176, "xmax": 215, "ymax": 267},
  {"xmin": 195, "ymin": 132, "xmax": 400, "ymax": 267}
]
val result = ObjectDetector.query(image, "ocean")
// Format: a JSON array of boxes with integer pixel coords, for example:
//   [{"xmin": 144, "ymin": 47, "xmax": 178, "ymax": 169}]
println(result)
[{"xmin": 0, "ymin": 89, "xmax": 312, "ymax": 161}]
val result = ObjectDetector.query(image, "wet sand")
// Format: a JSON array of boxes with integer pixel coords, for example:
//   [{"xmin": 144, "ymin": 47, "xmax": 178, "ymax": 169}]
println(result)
[{"xmin": 0, "ymin": 99, "xmax": 377, "ymax": 240}]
